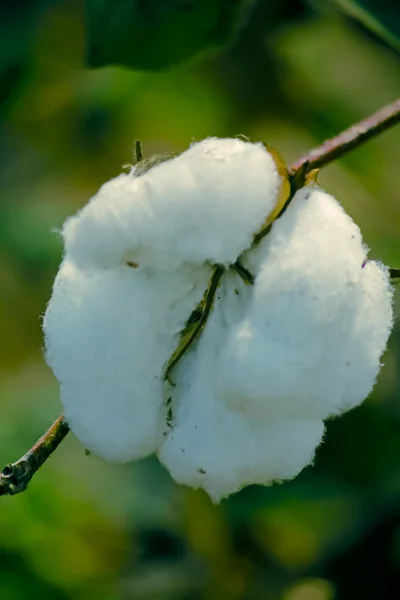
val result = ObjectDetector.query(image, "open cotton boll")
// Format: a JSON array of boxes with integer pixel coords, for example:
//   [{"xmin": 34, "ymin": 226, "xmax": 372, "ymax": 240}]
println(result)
[
  {"xmin": 44, "ymin": 259, "xmax": 210, "ymax": 462},
  {"xmin": 217, "ymin": 185, "xmax": 393, "ymax": 421},
  {"xmin": 158, "ymin": 290, "xmax": 324, "ymax": 502},
  {"xmin": 63, "ymin": 137, "xmax": 286, "ymax": 271}
]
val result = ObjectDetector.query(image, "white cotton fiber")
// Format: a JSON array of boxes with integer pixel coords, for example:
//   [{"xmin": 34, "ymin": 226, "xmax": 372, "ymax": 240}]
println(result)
[
  {"xmin": 217, "ymin": 185, "xmax": 394, "ymax": 421},
  {"xmin": 159, "ymin": 400, "xmax": 324, "ymax": 502},
  {"xmin": 158, "ymin": 288, "xmax": 324, "ymax": 501},
  {"xmin": 62, "ymin": 138, "xmax": 284, "ymax": 271},
  {"xmin": 44, "ymin": 134, "xmax": 394, "ymax": 501},
  {"xmin": 43, "ymin": 259, "xmax": 210, "ymax": 462}
]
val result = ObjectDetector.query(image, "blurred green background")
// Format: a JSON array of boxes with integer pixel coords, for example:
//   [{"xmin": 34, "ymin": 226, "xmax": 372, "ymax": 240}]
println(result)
[{"xmin": 1, "ymin": 1, "xmax": 400, "ymax": 598}]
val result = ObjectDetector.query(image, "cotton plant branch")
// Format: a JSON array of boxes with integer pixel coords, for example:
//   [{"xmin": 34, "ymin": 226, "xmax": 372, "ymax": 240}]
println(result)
[
  {"xmin": 255, "ymin": 97, "xmax": 400, "ymax": 243},
  {"xmin": 1, "ymin": 97, "xmax": 399, "ymax": 498},
  {"xmin": 290, "ymin": 98, "xmax": 400, "ymax": 185},
  {"xmin": 0, "ymin": 416, "xmax": 69, "ymax": 496}
]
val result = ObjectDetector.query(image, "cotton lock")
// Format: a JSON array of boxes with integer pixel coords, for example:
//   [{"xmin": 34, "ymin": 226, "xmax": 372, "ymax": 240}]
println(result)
[{"xmin": 43, "ymin": 137, "xmax": 394, "ymax": 502}]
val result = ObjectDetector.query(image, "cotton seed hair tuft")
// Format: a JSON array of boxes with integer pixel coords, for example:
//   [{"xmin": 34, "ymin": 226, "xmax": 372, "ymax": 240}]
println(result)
[{"xmin": 43, "ymin": 137, "xmax": 394, "ymax": 501}]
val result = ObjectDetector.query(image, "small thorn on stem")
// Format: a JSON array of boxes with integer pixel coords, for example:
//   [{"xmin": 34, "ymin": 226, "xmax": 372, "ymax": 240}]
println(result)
[{"xmin": 134, "ymin": 140, "xmax": 143, "ymax": 164}]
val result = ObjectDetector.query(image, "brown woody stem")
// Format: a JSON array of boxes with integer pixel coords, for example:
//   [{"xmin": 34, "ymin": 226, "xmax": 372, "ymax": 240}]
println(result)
[
  {"xmin": 0, "ymin": 415, "xmax": 69, "ymax": 496},
  {"xmin": 289, "ymin": 97, "xmax": 400, "ymax": 189},
  {"xmin": 252, "ymin": 97, "xmax": 400, "ymax": 244}
]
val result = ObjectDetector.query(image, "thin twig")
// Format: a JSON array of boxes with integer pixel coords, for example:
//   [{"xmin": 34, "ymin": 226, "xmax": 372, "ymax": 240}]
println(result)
[
  {"xmin": 253, "ymin": 98, "xmax": 400, "ymax": 243},
  {"xmin": 289, "ymin": 97, "xmax": 400, "ymax": 189},
  {"xmin": 0, "ymin": 416, "xmax": 69, "ymax": 496},
  {"xmin": 2, "ymin": 99, "xmax": 400, "ymax": 498}
]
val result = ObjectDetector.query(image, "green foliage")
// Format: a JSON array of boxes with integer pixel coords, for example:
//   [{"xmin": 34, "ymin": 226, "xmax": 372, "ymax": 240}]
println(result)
[
  {"xmin": 84, "ymin": 0, "xmax": 255, "ymax": 70},
  {"xmin": 328, "ymin": 0, "xmax": 400, "ymax": 52},
  {"xmin": 0, "ymin": 0, "xmax": 59, "ymax": 112}
]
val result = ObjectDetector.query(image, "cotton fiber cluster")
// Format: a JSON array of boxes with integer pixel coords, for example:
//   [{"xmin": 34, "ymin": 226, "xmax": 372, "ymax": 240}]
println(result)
[
  {"xmin": 62, "ymin": 137, "xmax": 284, "ymax": 271},
  {"xmin": 43, "ymin": 137, "xmax": 394, "ymax": 502},
  {"xmin": 44, "ymin": 260, "xmax": 210, "ymax": 462},
  {"xmin": 159, "ymin": 185, "xmax": 393, "ymax": 500},
  {"xmin": 44, "ymin": 138, "xmax": 285, "ymax": 463}
]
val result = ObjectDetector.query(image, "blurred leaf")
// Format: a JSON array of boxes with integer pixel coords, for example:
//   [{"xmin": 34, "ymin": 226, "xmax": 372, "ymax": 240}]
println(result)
[
  {"xmin": 0, "ymin": 0, "xmax": 59, "ymax": 114},
  {"xmin": 85, "ymin": 0, "xmax": 256, "ymax": 70},
  {"xmin": 327, "ymin": 0, "xmax": 400, "ymax": 52},
  {"xmin": 0, "ymin": 201, "xmax": 63, "ymax": 272}
]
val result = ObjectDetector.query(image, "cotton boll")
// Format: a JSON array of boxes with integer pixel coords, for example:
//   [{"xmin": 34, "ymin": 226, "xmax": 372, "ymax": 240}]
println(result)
[
  {"xmin": 158, "ymin": 291, "xmax": 324, "ymax": 502},
  {"xmin": 44, "ymin": 134, "xmax": 394, "ymax": 502},
  {"xmin": 217, "ymin": 185, "xmax": 393, "ymax": 421},
  {"xmin": 63, "ymin": 138, "xmax": 287, "ymax": 271},
  {"xmin": 44, "ymin": 259, "xmax": 210, "ymax": 462}
]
